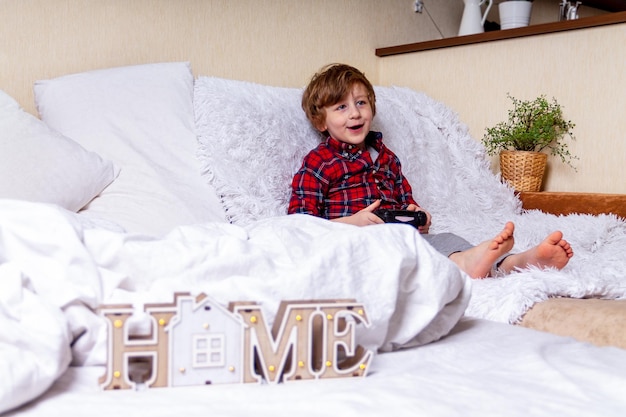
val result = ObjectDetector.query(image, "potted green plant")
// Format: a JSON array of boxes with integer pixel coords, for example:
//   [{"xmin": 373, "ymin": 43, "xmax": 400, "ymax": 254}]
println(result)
[{"xmin": 482, "ymin": 93, "xmax": 577, "ymax": 192}]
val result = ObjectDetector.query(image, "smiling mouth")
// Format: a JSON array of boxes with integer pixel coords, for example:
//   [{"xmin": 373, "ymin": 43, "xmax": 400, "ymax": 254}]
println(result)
[{"xmin": 348, "ymin": 124, "xmax": 364, "ymax": 131}]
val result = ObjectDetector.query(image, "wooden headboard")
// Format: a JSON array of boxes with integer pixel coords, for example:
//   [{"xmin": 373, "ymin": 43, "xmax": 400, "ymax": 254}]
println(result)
[{"xmin": 519, "ymin": 192, "xmax": 626, "ymax": 219}]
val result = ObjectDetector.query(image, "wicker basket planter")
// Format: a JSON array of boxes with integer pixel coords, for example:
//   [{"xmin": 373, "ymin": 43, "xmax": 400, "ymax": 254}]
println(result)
[
  {"xmin": 483, "ymin": 95, "xmax": 577, "ymax": 192},
  {"xmin": 499, "ymin": 150, "xmax": 547, "ymax": 192}
]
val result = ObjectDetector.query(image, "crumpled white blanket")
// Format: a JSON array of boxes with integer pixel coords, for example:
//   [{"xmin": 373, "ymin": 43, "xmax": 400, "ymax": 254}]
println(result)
[{"xmin": 0, "ymin": 199, "xmax": 470, "ymax": 414}]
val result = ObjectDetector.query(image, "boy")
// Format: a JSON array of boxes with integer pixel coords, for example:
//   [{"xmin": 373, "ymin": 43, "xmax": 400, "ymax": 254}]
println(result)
[{"xmin": 288, "ymin": 63, "xmax": 573, "ymax": 278}]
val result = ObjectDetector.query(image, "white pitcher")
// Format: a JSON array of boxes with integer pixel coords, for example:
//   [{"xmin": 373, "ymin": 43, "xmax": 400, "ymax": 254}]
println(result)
[{"xmin": 458, "ymin": 0, "xmax": 493, "ymax": 36}]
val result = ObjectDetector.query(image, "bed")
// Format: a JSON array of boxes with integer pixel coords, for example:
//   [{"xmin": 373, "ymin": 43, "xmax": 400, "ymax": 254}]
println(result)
[{"xmin": 1, "ymin": 62, "xmax": 626, "ymax": 416}]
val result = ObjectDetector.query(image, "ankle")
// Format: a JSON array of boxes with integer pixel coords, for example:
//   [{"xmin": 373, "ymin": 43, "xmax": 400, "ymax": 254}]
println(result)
[{"xmin": 498, "ymin": 253, "xmax": 524, "ymax": 273}]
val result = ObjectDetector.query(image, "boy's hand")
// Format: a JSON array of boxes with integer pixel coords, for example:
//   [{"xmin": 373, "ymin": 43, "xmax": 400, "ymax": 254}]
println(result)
[
  {"xmin": 331, "ymin": 200, "xmax": 383, "ymax": 227},
  {"xmin": 406, "ymin": 204, "xmax": 431, "ymax": 234}
]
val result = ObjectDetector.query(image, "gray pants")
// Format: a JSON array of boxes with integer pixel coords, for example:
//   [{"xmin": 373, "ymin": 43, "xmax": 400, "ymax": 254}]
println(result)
[{"xmin": 422, "ymin": 232, "xmax": 473, "ymax": 257}]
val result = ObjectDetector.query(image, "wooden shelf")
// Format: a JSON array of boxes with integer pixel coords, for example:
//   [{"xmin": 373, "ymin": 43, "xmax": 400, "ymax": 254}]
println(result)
[{"xmin": 376, "ymin": 11, "xmax": 626, "ymax": 56}]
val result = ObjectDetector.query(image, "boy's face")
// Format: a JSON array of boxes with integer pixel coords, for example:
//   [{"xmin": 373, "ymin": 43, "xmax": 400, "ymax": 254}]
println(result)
[{"xmin": 319, "ymin": 83, "xmax": 372, "ymax": 149}]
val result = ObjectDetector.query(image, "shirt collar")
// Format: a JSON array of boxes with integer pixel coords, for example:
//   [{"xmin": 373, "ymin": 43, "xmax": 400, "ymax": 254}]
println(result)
[{"xmin": 325, "ymin": 131, "xmax": 383, "ymax": 155}]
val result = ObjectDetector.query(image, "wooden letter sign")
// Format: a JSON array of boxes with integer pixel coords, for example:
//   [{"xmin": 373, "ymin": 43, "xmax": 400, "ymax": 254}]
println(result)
[{"xmin": 99, "ymin": 293, "xmax": 373, "ymax": 390}]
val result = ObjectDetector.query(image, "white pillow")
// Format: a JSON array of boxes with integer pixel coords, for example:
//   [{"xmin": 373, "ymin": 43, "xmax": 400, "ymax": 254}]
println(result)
[
  {"xmin": 193, "ymin": 77, "xmax": 519, "ymax": 235},
  {"xmin": 0, "ymin": 89, "xmax": 118, "ymax": 212},
  {"xmin": 34, "ymin": 62, "xmax": 226, "ymax": 236}
]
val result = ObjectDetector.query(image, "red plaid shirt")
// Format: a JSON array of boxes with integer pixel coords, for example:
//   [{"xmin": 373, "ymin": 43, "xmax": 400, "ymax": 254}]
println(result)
[{"xmin": 288, "ymin": 131, "xmax": 418, "ymax": 219}]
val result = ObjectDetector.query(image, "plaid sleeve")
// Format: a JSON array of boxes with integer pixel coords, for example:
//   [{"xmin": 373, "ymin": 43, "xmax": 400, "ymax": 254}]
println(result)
[{"xmin": 288, "ymin": 150, "xmax": 328, "ymax": 217}]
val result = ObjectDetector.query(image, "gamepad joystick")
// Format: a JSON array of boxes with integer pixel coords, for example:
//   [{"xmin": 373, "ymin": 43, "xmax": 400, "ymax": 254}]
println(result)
[{"xmin": 375, "ymin": 209, "xmax": 427, "ymax": 229}]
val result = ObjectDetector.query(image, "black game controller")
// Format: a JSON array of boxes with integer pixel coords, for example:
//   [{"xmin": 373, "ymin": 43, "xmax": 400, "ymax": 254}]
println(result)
[{"xmin": 375, "ymin": 209, "xmax": 427, "ymax": 229}]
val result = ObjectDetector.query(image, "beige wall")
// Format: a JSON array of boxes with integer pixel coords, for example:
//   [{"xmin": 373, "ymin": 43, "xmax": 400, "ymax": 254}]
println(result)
[
  {"xmin": 0, "ymin": 0, "xmax": 428, "ymax": 114},
  {"xmin": 378, "ymin": 23, "xmax": 626, "ymax": 194},
  {"xmin": 1, "ymin": 0, "xmax": 624, "ymax": 193},
  {"xmin": 376, "ymin": 0, "xmax": 625, "ymax": 194}
]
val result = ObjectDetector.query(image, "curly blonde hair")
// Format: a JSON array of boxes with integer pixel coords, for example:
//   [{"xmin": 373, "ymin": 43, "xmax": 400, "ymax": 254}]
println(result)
[{"xmin": 301, "ymin": 63, "xmax": 376, "ymax": 132}]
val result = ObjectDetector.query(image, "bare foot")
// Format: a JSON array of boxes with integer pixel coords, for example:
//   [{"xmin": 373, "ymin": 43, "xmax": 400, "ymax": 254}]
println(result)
[
  {"xmin": 499, "ymin": 230, "xmax": 574, "ymax": 273},
  {"xmin": 449, "ymin": 222, "xmax": 515, "ymax": 278}
]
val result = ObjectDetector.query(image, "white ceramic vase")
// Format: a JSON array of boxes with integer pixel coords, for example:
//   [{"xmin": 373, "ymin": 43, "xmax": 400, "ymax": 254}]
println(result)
[
  {"xmin": 499, "ymin": 1, "xmax": 533, "ymax": 30},
  {"xmin": 458, "ymin": 0, "xmax": 494, "ymax": 36}
]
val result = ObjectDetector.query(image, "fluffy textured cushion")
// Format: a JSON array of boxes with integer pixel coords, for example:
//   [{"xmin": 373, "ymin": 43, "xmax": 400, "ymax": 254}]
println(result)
[
  {"xmin": 193, "ymin": 76, "xmax": 626, "ymax": 325},
  {"xmin": 194, "ymin": 77, "xmax": 519, "ymax": 226},
  {"xmin": 34, "ymin": 62, "xmax": 226, "ymax": 236},
  {"xmin": 0, "ymin": 89, "xmax": 117, "ymax": 211},
  {"xmin": 194, "ymin": 77, "xmax": 318, "ymax": 224}
]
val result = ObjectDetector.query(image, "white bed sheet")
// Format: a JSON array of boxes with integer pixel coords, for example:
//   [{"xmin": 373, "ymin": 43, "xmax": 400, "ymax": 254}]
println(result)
[
  {"xmin": 9, "ymin": 318, "xmax": 626, "ymax": 417},
  {"xmin": 0, "ymin": 199, "xmax": 470, "ymax": 413}
]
